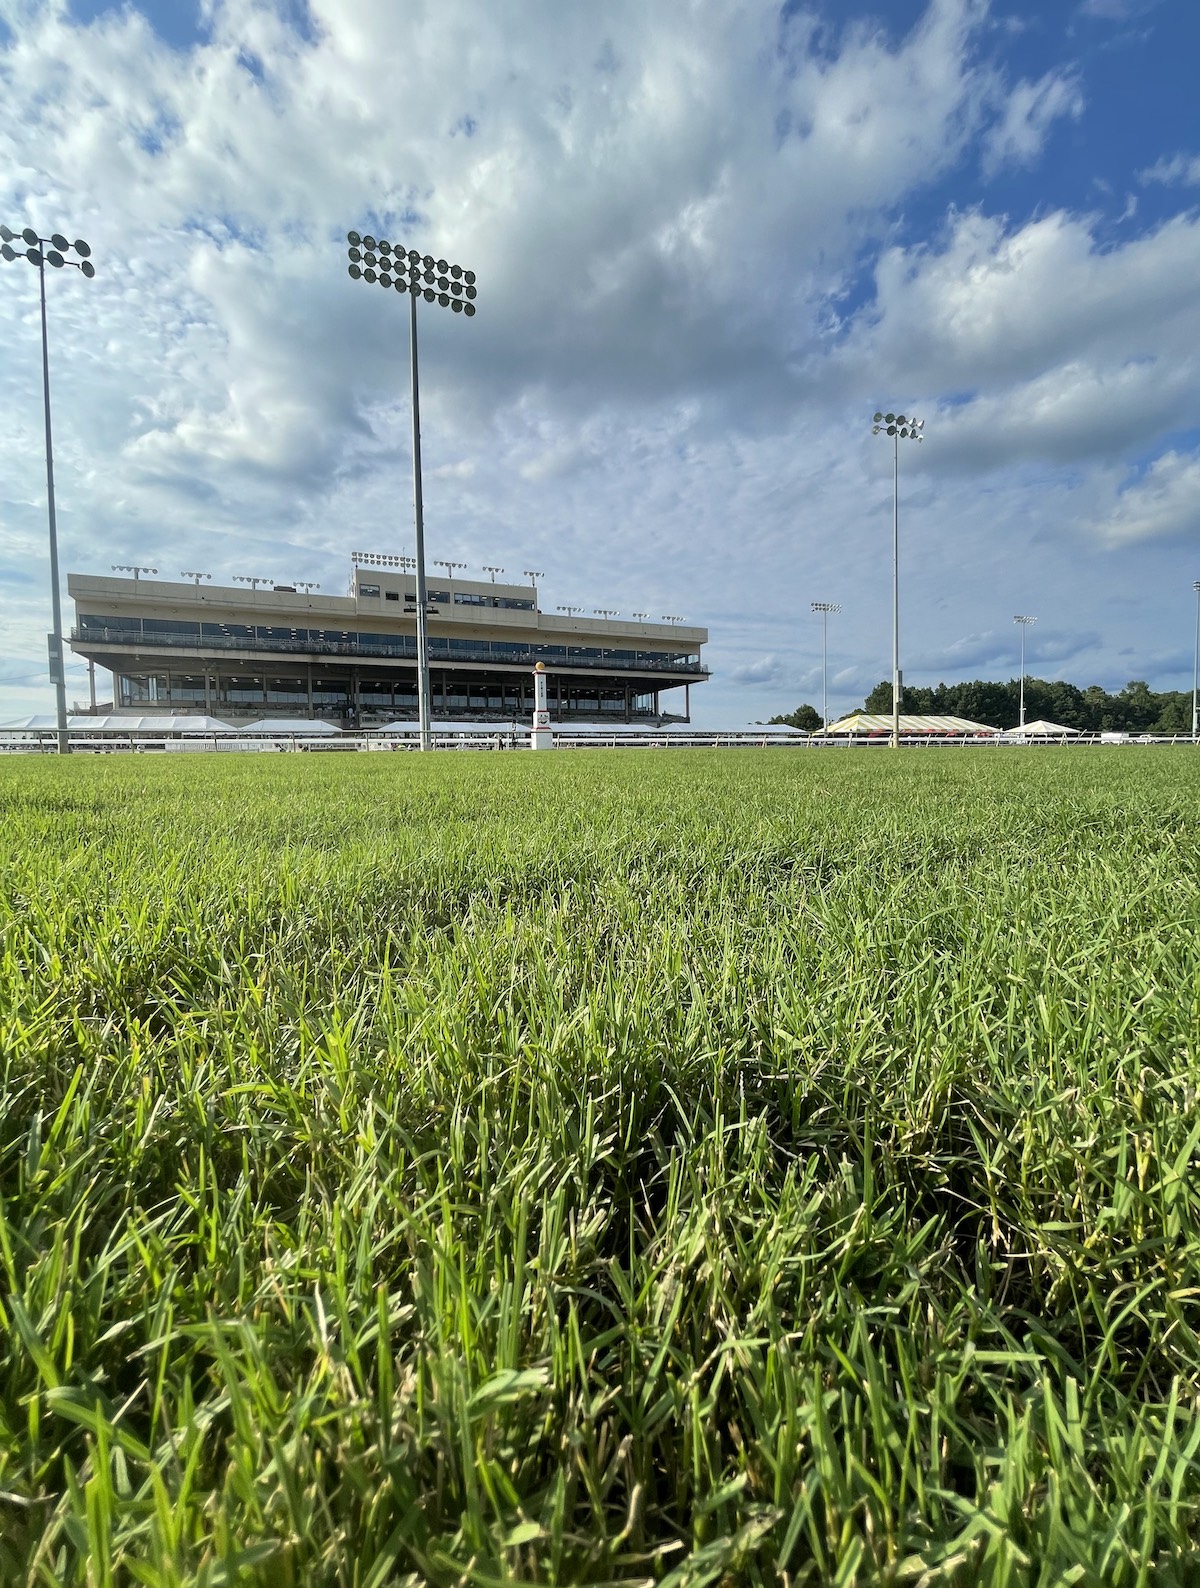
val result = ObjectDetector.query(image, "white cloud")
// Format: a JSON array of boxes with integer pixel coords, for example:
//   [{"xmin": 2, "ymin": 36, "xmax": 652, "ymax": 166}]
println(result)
[
  {"xmin": 1139, "ymin": 153, "xmax": 1200, "ymax": 187},
  {"xmin": 1094, "ymin": 452, "xmax": 1200, "ymax": 545},
  {"xmin": 981, "ymin": 69, "xmax": 1083, "ymax": 177}
]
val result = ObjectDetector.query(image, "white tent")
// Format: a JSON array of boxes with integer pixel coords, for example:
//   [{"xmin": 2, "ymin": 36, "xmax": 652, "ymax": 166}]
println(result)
[
  {"xmin": 0, "ymin": 713, "xmax": 236, "ymax": 734},
  {"xmin": 1006, "ymin": 720, "xmax": 1080, "ymax": 737},
  {"xmin": 240, "ymin": 717, "xmax": 341, "ymax": 735},
  {"xmin": 827, "ymin": 713, "xmax": 998, "ymax": 736}
]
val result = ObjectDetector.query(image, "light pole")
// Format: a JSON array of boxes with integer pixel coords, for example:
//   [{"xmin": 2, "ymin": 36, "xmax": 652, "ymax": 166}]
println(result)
[
  {"xmin": 1013, "ymin": 615, "xmax": 1036, "ymax": 729},
  {"xmin": 436, "ymin": 560, "xmax": 467, "ymax": 585},
  {"xmin": 871, "ymin": 411, "xmax": 924, "ymax": 749},
  {"xmin": 811, "ymin": 601, "xmax": 841, "ymax": 732},
  {"xmin": 557, "ymin": 605, "xmax": 582, "ymax": 619},
  {"xmin": 1192, "ymin": 581, "xmax": 1200, "ymax": 742},
  {"xmin": 181, "ymin": 571, "xmax": 211, "ymax": 586},
  {"xmin": 2, "ymin": 225, "xmax": 95, "ymax": 754},
  {"xmin": 482, "ymin": 565, "xmax": 505, "ymax": 583},
  {"xmin": 113, "ymin": 565, "xmax": 157, "ymax": 582},
  {"xmin": 233, "ymin": 575, "xmax": 273, "ymax": 591},
  {"xmin": 523, "ymin": 570, "xmax": 544, "ymax": 608},
  {"xmin": 347, "ymin": 230, "xmax": 477, "ymax": 751}
]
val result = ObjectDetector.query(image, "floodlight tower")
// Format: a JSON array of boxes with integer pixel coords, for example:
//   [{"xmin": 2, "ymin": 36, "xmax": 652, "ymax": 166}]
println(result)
[
  {"xmin": 871, "ymin": 411, "xmax": 924, "ymax": 748},
  {"xmin": 112, "ymin": 565, "xmax": 157, "ymax": 581},
  {"xmin": 435, "ymin": 560, "xmax": 467, "ymax": 584},
  {"xmin": 811, "ymin": 601, "xmax": 842, "ymax": 732},
  {"xmin": 1, "ymin": 224, "xmax": 94, "ymax": 755},
  {"xmin": 557, "ymin": 605, "xmax": 582, "ymax": 619},
  {"xmin": 482, "ymin": 565, "xmax": 505, "ymax": 583},
  {"xmin": 233, "ymin": 575, "xmax": 273, "ymax": 591},
  {"xmin": 1192, "ymin": 581, "xmax": 1200, "ymax": 743},
  {"xmin": 1013, "ymin": 615, "xmax": 1036, "ymax": 728},
  {"xmin": 181, "ymin": 571, "xmax": 211, "ymax": 587},
  {"xmin": 523, "ymin": 570, "xmax": 544, "ymax": 606},
  {"xmin": 346, "ymin": 230, "xmax": 477, "ymax": 750}
]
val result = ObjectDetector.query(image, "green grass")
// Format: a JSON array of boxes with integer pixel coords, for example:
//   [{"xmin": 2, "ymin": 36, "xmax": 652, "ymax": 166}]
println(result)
[{"xmin": 1, "ymin": 748, "xmax": 1198, "ymax": 1585}]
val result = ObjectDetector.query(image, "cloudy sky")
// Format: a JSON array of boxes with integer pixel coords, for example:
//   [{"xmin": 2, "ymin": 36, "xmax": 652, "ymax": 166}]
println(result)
[{"xmin": 1, "ymin": 0, "xmax": 1197, "ymax": 726}]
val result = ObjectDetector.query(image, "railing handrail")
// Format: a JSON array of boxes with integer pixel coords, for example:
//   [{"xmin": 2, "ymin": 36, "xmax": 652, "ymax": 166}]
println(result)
[{"xmin": 71, "ymin": 626, "xmax": 709, "ymax": 677}]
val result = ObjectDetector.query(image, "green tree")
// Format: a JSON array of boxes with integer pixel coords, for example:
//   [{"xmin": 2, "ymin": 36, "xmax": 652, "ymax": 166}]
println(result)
[{"xmin": 768, "ymin": 703, "xmax": 822, "ymax": 732}]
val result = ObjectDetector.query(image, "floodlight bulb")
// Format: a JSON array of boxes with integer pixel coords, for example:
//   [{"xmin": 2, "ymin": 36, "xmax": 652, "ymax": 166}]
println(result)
[
  {"xmin": 363, "ymin": 234, "xmax": 377, "ymax": 249},
  {"xmin": 347, "ymin": 230, "xmax": 361, "ymax": 246},
  {"xmin": 51, "ymin": 233, "xmax": 68, "ymax": 251},
  {"xmin": 464, "ymin": 270, "xmax": 476, "ymax": 285},
  {"xmin": 365, "ymin": 267, "xmax": 377, "ymax": 283},
  {"xmin": 0, "ymin": 225, "xmax": 13, "ymax": 242},
  {"xmin": 80, "ymin": 260, "xmax": 95, "ymax": 278},
  {"xmin": 379, "ymin": 239, "xmax": 391, "ymax": 254},
  {"xmin": 348, "ymin": 263, "xmax": 362, "ymax": 279},
  {"xmin": 450, "ymin": 263, "xmax": 462, "ymax": 279},
  {"xmin": 885, "ymin": 412, "xmax": 895, "ymax": 423},
  {"xmin": 873, "ymin": 411, "xmax": 883, "ymax": 422},
  {"xmin": 887, "ymin": 423, "xmax": 896, "ymax": 435},
  {"xmin": 437, "ymin": 291, "xmax": 449, "ymax": 306},
  {"xmin": 73, "ymin": 239, "xmax": 91, "ymax": 258},
  {"xmin": 451, "ymin": 298, "xmax": 463, "ymax": 312},
  {"xmin": 22, "ymin": 227, "xmax": 38, "ymax": 245},
  {"xmin": 0, "ymin": 243, "xmax": 14, "ymax": 262},
  {"xmin": 47, "ymin": 250, "xmax": 64, "ymax": 267},
  {"xmin": 380, "ymin": 271, "xmax": 392, "ymax": 287},
  {"xmin": 423, "ymin": 287, "xmax": 434, "ymax": 301},
  {"xmin": 897, "ymin": 414, "xmax": 907, "ymax": 426},
  {"xmin": 464, "ymin": 302, "xmax": 475, "ymax": 316}
]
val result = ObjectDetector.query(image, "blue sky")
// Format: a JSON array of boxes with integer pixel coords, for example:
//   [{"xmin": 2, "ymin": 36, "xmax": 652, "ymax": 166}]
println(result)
[{"xmin": 0, "ymin": 0, "xmax": 1197, "ymax": 725}]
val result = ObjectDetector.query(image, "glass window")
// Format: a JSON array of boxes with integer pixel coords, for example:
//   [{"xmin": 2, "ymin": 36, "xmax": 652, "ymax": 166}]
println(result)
[
  {"xmin": 360, "ymin": 583, "xmax": 381, "ymax": 597},
  {"xmin": 170, "ymin": 674, "xmax": 207, "ymax": 702},
  {"xmin": 454, "ymin": 591, "xmax": 492, "ymax": 606},
  {"xmin": 266, "ymin": 677, "xmax": 307, "ymax": 703},
  {"xmin": 494, "ymin": 597, "xmax": 534, "ymax": 610},
  {"xmin": 385, "ymin": 590, "xmax": 400, "ymax": 601},
  {"xmin": 221, "ymin": 675, "xmax": 265, "ymax": 704},
  {"xmin": 143, "ymin": 617, "xmax": 201, "ymax": 637}
]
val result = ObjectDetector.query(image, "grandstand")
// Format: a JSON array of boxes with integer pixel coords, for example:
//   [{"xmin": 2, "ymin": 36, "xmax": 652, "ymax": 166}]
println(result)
[{"xmin": 67, "ymin": 564, "xmax": 709, "ymax": 727}]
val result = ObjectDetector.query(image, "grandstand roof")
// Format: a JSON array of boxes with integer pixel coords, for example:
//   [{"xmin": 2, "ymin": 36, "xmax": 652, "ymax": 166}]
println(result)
[{"xmin": 826, "ymin": 713, "xmax": 998, "ymax": 736}]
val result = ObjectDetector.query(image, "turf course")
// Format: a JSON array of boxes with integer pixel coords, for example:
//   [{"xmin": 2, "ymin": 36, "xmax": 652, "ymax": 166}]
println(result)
[{"xmin": 1, "ymin": 748, "xmax": 1198, "ymax": 1585}]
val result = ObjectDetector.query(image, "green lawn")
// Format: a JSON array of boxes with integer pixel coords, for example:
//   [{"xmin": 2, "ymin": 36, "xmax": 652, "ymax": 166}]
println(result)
[{"xmin": 1, "ymin": 749, "xmax": 1198, "ymax": 1584}]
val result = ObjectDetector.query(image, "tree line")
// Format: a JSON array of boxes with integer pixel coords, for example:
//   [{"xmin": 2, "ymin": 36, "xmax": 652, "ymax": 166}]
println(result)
[{"xmin": 769, "ymin": 678, "xmax": 1195, "ymax": 734}]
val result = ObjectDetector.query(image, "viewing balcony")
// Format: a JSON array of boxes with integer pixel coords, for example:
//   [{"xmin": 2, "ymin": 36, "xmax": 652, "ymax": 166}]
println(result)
[{"xmin": 71, "ymin": 624, "xmax": 710, "ymax": 677}]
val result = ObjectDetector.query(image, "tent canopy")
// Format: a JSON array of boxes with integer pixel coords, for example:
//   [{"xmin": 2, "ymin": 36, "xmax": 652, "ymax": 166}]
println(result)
[
  {"xmin": 240, "ymin": 717, "xmax": 341, "ymax": 735},
  {"xmin": 826, "ymin": 713, "xmax": 998, "ymax": 736},
  {"xmin": 1006, "ymin": 719, "xmax": 1080, "ymax": 736},
  {"xmin": 0, "ymin": 713, "xmax": 236, "ymax": 734}
]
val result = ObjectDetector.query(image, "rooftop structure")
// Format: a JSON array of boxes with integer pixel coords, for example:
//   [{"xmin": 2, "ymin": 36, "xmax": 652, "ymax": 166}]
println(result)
[{"xmin": 68, "ymin": 564, "xmax": 709, "ymax": 727}]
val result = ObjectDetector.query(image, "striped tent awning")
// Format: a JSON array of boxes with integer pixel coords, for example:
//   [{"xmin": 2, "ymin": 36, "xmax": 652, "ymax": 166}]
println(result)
[{"xmin": 826, "ymin": 713, "xmax": 999, "ymax": 736}]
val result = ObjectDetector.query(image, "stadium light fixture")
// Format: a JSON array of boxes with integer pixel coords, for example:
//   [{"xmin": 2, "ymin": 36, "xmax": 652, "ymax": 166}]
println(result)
[
  {"xmin": 557, "ymin": 605, "xmax": 582, "ymax": 618},
  {"xmin": 181, "ymin": 571, "xmax": 211, "ymax": 586},
  {"xmin": 113, "ymin": 565, "xmax": 157, "ymax": 581},
  {"xmin": 435, "ymin": 560, "xmax": 467, "ymax": 583},
  {"xmin": 1013, "ymin": 615, "xmax": 1036, "ymax": 729},
  {"xmin": 871, "ymin": 411, "xmax": 924, "ymax": 749},
  {"xmin": 523, "ymin": 570, "xmax": 545, "ymax": 607},
  {"xmin": 662, "ymin": 615, "xmax": 683, "ymax": 625},
  {"xmin": 1192, "ymin": 580, "xmax": 1200, "ymax": 742},
  {"xmin": 594, "ymin": 608, "xmax": 619, "ymax": 618},
  {"xmin": 811, "ymin": 601, "xmax": 842, "ymax": 732},
  {"xmin": 2, "ymin": 224, "xmax": 94, "ymax": 754},
  {"xmin": 233, "ymin": 575, "xmax": 273, "ymax": 591},
  {"xmin": 631, "ymin": 611, "xmax": 648, "ymax": 621},
  {"xmin": 295, "ymin": 581, "xmax": 320, "ymax": 595},
  {"xmin": 346, "ymin": 229, "xmax": 478, "ymax": 750},
  {"xmin": 482, "ymin": 565, "xmax": 505, "ymax": 582}
]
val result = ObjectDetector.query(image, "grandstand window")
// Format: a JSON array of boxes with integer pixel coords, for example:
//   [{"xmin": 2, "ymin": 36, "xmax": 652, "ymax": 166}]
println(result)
[
  {"xmin": 266, "ymin": 677, "xmax": 307, "ymax": 704},
  {"xmin": 385, "ymin": 590, "xmax": 400, "ymax": 601},
  {"xmin": 360, "ymin": 583, "xmax": 381, "ymax": 597},
  {"xmin": 454, "ymin": 591, "xmax": 492, "ymax": 606},
  {"xmin": 143, "ymin": 617, "xmax": 201, "ymax": 637}
]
